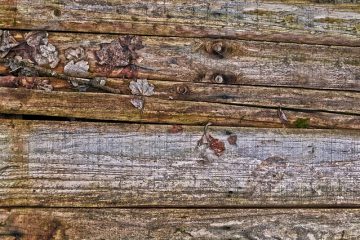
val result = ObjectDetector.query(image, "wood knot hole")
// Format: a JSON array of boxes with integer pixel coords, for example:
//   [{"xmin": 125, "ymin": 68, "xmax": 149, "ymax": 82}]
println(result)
[
  {"xmin": 211, "ymin": 42, "xmax": 226, "ymax": 58},
  {"xmin": 176, "ymin": 84, "xmax": 190, "ymax": 95},
  {"xmin": 213, "ymin": 75, "xmax": 224, "ymax": 84},
  {"xmin": 53, "ymin": 8, "xmax": 61, "ymax": 17}
]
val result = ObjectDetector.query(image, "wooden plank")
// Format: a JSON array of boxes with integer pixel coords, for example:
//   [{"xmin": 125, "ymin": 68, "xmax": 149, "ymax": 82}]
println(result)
[
  {"xmin": 1, "ymin": 119, "xmax": 360, "ymax": 207},
  {"xmin": 1, "ymin": 31, "xmax": 360, "ymax": 90},
  {"xmin": 0, "ymin": 208, "xmax": 359, "ymax": 239},
  {"xmin": 3, "ymin": 76, "xmax": 360, "ymax": 116},
  {"xmin": 1, "ymin": 87, "xmax": 360, "ymax": 129},
  {"xmin": 1, "ymin": 0, "xmax": 360, "ymax": 46}
]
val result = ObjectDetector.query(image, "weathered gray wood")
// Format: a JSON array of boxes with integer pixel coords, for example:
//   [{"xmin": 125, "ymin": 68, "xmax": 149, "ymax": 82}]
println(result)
[
  {"xmin": 1, "ymin": 120, "xmax": 360, "ymax": 207},
  {"xmin": 1, "ymin": 0, "xmax": 360, "ymax": 46},
  {"xmin": 1, "ymin": 31, "xmax": 360, "ymax": 90},
  {"xmin": 0, "ymin": 208, "xmax": 359, "ymax": 239}
]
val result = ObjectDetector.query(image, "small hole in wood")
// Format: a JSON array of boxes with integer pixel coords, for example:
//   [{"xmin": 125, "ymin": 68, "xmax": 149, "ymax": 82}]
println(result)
[{"xmin": 53, "ymin": 8, "xmax": 61, "ymax": 17}]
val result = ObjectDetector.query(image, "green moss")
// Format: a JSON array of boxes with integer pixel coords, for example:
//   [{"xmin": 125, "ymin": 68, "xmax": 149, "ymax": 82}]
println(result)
[
  {"xmin": 314, "ymin": 17, "xmax": 346, "ymax": 24},
  {"xmin": 244, "ymin": 9, "xmax": 271, "ymax": 16},
  {"xmin": 294, "ymin": 118, "xmax": 310, "ymax": 128}
]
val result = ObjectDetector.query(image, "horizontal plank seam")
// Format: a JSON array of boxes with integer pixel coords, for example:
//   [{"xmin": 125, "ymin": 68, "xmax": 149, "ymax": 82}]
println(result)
[
  {"xmin": 2, "ymin": 27, "xmax": 360, "ymax": 48},
  {"xmin": 0, "ymin": 205, "xmax": 360, "ymax": 209}
]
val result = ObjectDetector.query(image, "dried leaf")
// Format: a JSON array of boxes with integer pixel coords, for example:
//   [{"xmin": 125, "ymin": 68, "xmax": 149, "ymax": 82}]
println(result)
[
  {"xmin": 227, "ymin": 134, "xmax": 237, "ymax": 145},
  {"xmin": 96, "ymin": 39, "xmax": 131, "ymax": 68},
  {"xmin": 130, "ymin": 97, "xmax": 144, "ymax": 110},
  {"xmin": 129, "ymin": 79, "xmax": 154, "ymax": 96},
  {"xmin": 24, "ymin": 31, "xmax": 60, "ymax": 68},
  {"xmin": 65, "ymin": 47, "xmax": 86, "ymax": 62},
  {"xmin": 196, "ymin": 123, "xmax": 225, "ymax": 157},
  {"xmin": 95, "ymin": 35, "xmax": 144, "ymax": 70},
  {"xmin": 64, "ymin": 60, "xmax": 89, "ymax": 77},
  {"xmin": 0, "ymin": 30, "xmax": 19, "ymax": 58},
  {"xmin": 25, "ymin": 31, "xmax": 48, "ymax": 48},
  {"xmin": 208, "ymin": 134, "xmax": 226, "ymax": 156}
]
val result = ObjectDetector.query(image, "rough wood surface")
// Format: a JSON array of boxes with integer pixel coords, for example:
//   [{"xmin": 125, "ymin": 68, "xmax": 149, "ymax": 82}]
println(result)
[
  {"xmin": 3, "ymin": 76, "xmax": 360, "ymax": 116},
  {"xmin": 1, "ymin": 0, "xmax": 360, "ymax": 46},
  {"xmin": 1, "ymin": 120, "xmax": 360, "ymax": 207},
  {"xmin": 1, "ymin": 87, "xmax": 360, "ymax": 129},
  {"xmin": 1, "ymin": 31, "xmax": 360, "ymax": 90},
  {"xmin": 0, "ymin": 208, "xmax": 359, "ymax": 239}
]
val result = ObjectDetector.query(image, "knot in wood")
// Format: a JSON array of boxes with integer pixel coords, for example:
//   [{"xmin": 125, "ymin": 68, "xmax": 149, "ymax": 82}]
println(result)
[
  {"xmin": 211, "ymin": 42, "xmax": 226, "ymax": 57},
  {"xmin": 176, "ymin": 84, "xmax": 190, "ymax": 95},
  {"xmin": 211, "ymin": 74, "xmax": 225, "ymax": 84}
]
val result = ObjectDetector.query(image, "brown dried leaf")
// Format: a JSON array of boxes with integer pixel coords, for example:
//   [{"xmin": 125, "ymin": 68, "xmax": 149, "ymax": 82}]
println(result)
[
  {"xmin": 64, "ymin": 60, "xmax": 89, "ymax": 77},
  {"xmin": 95, "ymin": 36, "xmax": 144, "ymax": 70},
  {"xmin": 208, "ymin": 134, "xmax": 226, "ymax": 156},
  {"xmin": 96, "ymin": 39, "xmax": 131, "ymax": 68},
  {"xmin": 129, "ymin": 79, "xmax": 155, "ymax": 96},
  {"xmin": 227, "ymin": 134, "xmax": 237, "ymax": 145},
  {"xmin": 0, "ymin": 30, "xmax": 19, "ymax": 58}
]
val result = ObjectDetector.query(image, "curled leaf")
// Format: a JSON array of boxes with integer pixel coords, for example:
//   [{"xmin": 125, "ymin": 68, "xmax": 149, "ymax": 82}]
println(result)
[
  {"xmin": 129, "ymin": 79, "xmax": 154, "ymax": 96},
  {"xmin": 0, "ymin": 30, "xmax": 19, "ymax": 58},
  {"xmin": 64, "ymin": 60, "xmax": 89, "ymax": 77}
]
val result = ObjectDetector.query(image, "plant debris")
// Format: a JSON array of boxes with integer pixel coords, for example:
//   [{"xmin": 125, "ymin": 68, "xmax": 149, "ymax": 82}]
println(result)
[
  {"xmin": 130, "ymin": 97, "xmax": 144, "ymax": 110},
  {"xmin": 24, "ymin": 31, "xmax": 60, "ymax": 68},
  {"xmin": 64, "ymin": 60, "xmax": 89, "ymax": 78},
  {"xmin": 277, "ymin": 107, "xmax": 288, "ymax": 127},
  {"xmin": 0, "ymin": 30, "xmax": 19, "ymax": 58},
  {"xmin": 227, "ymin": 134, "xmax": 237, "ymax": 145},
  {"xmin": 128, "ymin": 79, "xmax": 154, "ymax": 110},
  {"xmin": 129, "ymin": 79, "xmax": 155, "ymax": 96},
  {"xmin": 95, "ymin": 35, "xmax": 144, "ymax": 71},
  {"xmin": 196, "ymin": 123, "xmax": 226, "ymax": 157},
  {"xmin": 65, "ymin": 47, "xmax": 86, "ymax": 62},
  {"xmin": 168, "ymin": 125, "xmax": 184, "ymax": 134}
]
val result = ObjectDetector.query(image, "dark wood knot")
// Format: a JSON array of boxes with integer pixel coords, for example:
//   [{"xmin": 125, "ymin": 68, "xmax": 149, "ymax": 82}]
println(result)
[
  {"xmin": 176, "ymin": 84, "xmax": 190, "ymax": 95},
  {"xmin": 211, "ymin": 41, "xmax": 226, "ymax": 58}
]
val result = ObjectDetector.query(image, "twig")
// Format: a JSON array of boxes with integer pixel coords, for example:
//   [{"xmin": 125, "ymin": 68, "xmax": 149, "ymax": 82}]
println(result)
[{"xmin": 0, "ymin": 58, "xmax": 123, "ymax": 94}]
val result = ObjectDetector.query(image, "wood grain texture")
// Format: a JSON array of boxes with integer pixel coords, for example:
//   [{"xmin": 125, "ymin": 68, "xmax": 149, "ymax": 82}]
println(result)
[
  {"xmin": 0, "ymin": 208, "xmax": 359, "ymax": 239},
  {"xmin": 1, "ymin": 120, "xmax": 360, "ymax": 207},
  {"xmin": 3, "ymin": 76, "xmax": 360, "ymax": 116},
  {"xmin": 1, "ymin": 0, "xmax": 360, "ymax": 46},
  {"xmin": 1, "ymin": 87, "xmax": 360, "ymax": 129},
  {"xmin": 1, "ymin": 31, "xmax": 360, "ymax": 90}
]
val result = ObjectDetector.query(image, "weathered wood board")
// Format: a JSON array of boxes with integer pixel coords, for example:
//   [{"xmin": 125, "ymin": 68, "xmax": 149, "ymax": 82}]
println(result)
[
  {"xmin": 1, "ymin": 0, "xmax": 360, "ymax": 46},
  {"xmin": 2, "ymin": 87, "xmax": 360, "ymax": 129},
  {"xmin": 1, "ymin": 120, "xmax": 360, "ymax": 207},
  {"xmin": 0, "ymin": 208, "xmax": 359, "ymax": 239},
  {"xmin": 1, "ymin": 0, "xmax": 360, "ymax": 236},
  {"xmin": 1, "ymin": 31, "xmax": 360, "ymax": 90}
]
